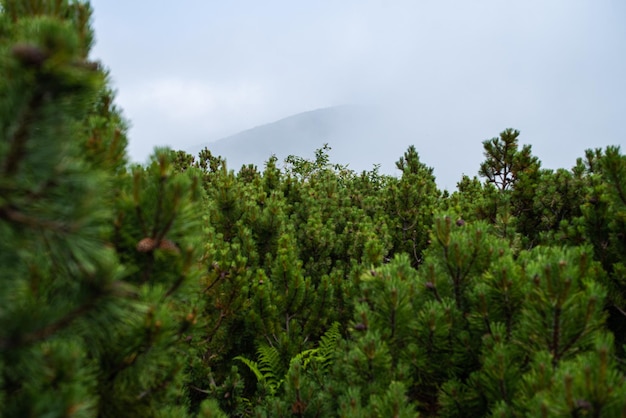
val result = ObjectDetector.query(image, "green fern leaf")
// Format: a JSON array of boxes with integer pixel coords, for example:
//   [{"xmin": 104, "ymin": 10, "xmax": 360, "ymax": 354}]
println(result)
[
  {"xmin": 290, "ymin": 348, "xmax": 319, "ymax": 370},
  {"xmin": 234, "ymin": 355, "xmax": 265, "ymax": 384},
  {"xmin": 316, "ymin": 321, "xmax": 341, "ymax": 369},
  {"xmin": 257, "ymin": 345, "xmax": 282, "ymax": 378}
]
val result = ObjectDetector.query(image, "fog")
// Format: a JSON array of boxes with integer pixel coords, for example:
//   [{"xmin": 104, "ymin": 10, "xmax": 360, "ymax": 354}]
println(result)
[{"xmin": 90, "ymin": 0, "xmax": 626, "ymax": 190}]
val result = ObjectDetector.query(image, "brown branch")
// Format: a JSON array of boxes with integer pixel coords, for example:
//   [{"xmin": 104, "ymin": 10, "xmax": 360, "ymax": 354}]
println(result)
[
  {"xmin": 163, "ymin": 275, "xmax": 185, "ymax": 299},
  {"xmin": 3, "ymin": 88, "xmax": 45, "ymax": 176},
  {"xmin": 0, "ymin": 279, "xmax": 134, "ymax": 351},
  {"xmin": 613, "ymin": 304, "xmax": 626, "ymax": 318},
  {"xmin": 137, "ymin": 367, "xmax": 181, "ymax": 400},
  {"xmin": 0, "ymin": 300, "xmax": 94, "ymax": 350},
  {"xmin": 550, "ymin": 306, "xmax": 562, "ymax": 367},
  {"xmin": 203, "ymin": 311, "xmax": 226, "ymax": 345},
  {"xmin": 152, "ymin": 173, "xmax": 167, "ymax": 238},
  {"xmin": 0, "ymin": 205, "xmax": 74, "ymax": 233}
]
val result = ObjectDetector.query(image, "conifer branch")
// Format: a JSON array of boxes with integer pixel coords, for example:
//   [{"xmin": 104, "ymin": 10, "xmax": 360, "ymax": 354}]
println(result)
[
  {"xmin": 203, "ymin": 311, "xmax": 227, "ymax": 344},
  {"xmin": 152, "ymin": 170, "xmax": 167, "ymax": 238},
  {"xmin": 0, "ymin": 298, "xmax": 93, "ymax": 350},
  {"xmin": 551, "ymin": 307, "xmax": 562, "ymax": 367},
  {"xmin": 202, "ymin": 267, "xmax": 229, "ymax": 293},
  {"xmin": 0, "ymin": 205, "xmax": 75, "ymax": 232},
  {"xmin": 613, "ymin": 304, "xmax": 626, "ymax": 318},
  {"xmin": 425, "ymin": 281, "xmax": 443, "ymax": 303},
  {"xmin": 132, "ymin": 171, "xmax": 148, "ymax": 235},
  {"xmin": 137, "ymin": 367, "xmax": 181, "ymax": 400},
  {"xmin": 2, "ymin": 81, "xmax": 46, "ymax": 177}
]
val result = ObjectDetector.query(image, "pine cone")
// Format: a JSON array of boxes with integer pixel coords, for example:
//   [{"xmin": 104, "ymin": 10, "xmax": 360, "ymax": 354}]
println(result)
[
  {"xmin": 158, "ymin": 239, "xmax": 180, "ymax": 253},
  {"xmin": 136, "ymin": 237, "xmax": 158, "ymax": 252},
  {"xmin": 12, "ymin": 43, "xmax": 48, "ymax": 67},
  {"xmin": 72, "ymin": 59, "xmax": 100, "ymax": 72},
  {"xmin": 354, "ymin": 323, "xmax": 368, "ymax": 331}
]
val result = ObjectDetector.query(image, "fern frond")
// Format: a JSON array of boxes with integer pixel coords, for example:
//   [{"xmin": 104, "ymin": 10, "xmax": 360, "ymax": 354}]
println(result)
[
  {"xmin": 290, "ymin": 348, "xmax": 319, "ymax": 370},
  {"xmin": 316, "ymin": 321, "xmax": 341, "ymax": 369},
  {"xmin": 289, "ymin": 322, "xmax": 342, "ymax": 372},
  {"xmin": 235, "ymin": 324, "xmax": 342, "ymax": 398},
  {"xmin": 257, "ymin": 345, "xmax": 283, "ymax": 379},
  {"xmin": 234, "ymin": 355, "xmax": 265, "ymax": 384}
]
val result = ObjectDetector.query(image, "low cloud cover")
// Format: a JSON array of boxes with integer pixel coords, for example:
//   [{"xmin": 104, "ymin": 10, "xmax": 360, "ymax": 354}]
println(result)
[{"xmin": 90, "ymin": 0, "xmax": 626, "ymax": 189}]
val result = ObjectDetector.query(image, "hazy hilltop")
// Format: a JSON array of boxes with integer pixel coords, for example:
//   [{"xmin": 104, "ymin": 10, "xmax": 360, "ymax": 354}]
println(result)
[{"xmin": 189, "ymin": 105, "xmax": 408, "ymax": 175}]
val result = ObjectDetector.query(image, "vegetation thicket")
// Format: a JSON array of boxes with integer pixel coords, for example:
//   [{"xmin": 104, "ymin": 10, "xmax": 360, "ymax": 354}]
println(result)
[{"xmin": 2, "ymin": 2, "xmax": 626, "ymax": 417}]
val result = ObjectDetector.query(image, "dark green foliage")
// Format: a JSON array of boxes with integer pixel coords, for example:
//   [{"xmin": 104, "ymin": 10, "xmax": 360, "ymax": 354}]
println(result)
[
  {"xmin": 528, "ymin": 167, "xmax": 587, "ymax": 245},
  {"xmin": 180, "ymin": 145, "xmax": 395, "ymax": 415},
  {"xmin": 478, "ymin": 128, "xmax": 539, "ymax": 193},
  {"xmin": 102, "ymin": 150, "xmax": 205, "ymax": 417},
  {"xmin": 516, "ymin": 246, "xmax": 606, "ymax": 366},
  {"xmin": 516, "ymin": 333, "xmax": 626, "ymax": 417},
  {"xmin": 0, "ymin": 2, "xmax": 127, "ymax": 415},
  {"xmin": 0, "ymin": 3, "xmax": 206, "ymax": 417},
  {"xmin": 386, "ymin": 145, "xmax": 440, "ymax": 267},
  {"xmin": 231, "ymin": 322, "xmax": 342, "ymax": 416},
  {"xmin": 446, "ymin": 175, "xmax": 499, "ymax": 223},
  {"xmin": 3, "ymin": 2, "xmax": 626, "ymax": 416}
]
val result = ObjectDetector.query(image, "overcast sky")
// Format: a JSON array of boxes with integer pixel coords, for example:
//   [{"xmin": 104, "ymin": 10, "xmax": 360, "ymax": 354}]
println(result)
[{"xmin": 89, "ymin": 0, "xmax": 625, "ymax": 189}]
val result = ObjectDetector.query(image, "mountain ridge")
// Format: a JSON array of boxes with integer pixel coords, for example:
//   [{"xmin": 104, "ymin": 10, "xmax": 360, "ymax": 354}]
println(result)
[{"xmin": 188, "ymin": 105, "xmax": 396, "ymax": 173}]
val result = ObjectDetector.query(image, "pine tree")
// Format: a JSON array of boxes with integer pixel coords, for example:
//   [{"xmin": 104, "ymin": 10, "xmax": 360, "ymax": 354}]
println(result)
[
  {"xmin": 0, "ymin": 1, "xmax": 129, "ymax": 415},
  {"xmin": 574, "ymin": 146, "xmax": 626, "ymax": 361},
  {"xmin": 385, "ymin": 145, "xmax": 439, "ymax": 267},
  {"xmin": 479, "ymin": 128, "xmax": 530, "ymax": 192},
  {"xmin": 445, "ymin": 175, "xmax": 499, "ymax": 224},
  {"xmin": 0, "ymin": 3, "xmax": 212, "ymax": 416},
  {"xmin": 477, "ymin": 129, "xmax": 542, "ymax": 247}
]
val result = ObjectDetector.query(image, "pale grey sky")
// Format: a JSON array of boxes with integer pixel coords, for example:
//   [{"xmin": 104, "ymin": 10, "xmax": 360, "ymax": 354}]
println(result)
[{"xmin": 89, "ymin": 0, "xmax": 625, "ymax": 189}]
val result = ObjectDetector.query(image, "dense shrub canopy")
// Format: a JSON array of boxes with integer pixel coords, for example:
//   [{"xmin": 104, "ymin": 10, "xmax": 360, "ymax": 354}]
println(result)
[{"xmin": 2, "ymin": 2, "xmax": 626, "ymax": 417}]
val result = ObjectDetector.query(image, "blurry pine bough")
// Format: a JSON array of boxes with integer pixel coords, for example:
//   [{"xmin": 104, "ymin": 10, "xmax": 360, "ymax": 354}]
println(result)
[{"xmin": 2, "ymin": 1, "xmax": 626, "ymax": 417}]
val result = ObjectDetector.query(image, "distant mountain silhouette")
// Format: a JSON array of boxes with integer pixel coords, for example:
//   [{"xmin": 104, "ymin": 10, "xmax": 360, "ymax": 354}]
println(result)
[{"xmin": 189, "ymin": 105, "xmax": 403, "ymax": 173}]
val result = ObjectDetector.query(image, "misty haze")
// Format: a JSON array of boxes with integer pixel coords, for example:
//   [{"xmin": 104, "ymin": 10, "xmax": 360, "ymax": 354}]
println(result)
[
  {"xmin": 188, "ymin": 105, "xmax": 413, "ymax": 177},
  {"xmin": 90, "ymin": 1, "xmax": 625, "ymax": 190}
]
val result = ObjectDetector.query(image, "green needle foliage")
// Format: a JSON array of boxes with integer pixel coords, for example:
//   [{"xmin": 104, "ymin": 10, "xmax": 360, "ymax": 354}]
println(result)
[
  {"xmin": 0, "ymin": 2, "xmax": 207, "ymax": 417},
  {"xmin": 386, "ymin": 145, "xmax": 440, "ymax": 267},
  {"xmin": 0, "ymin": 2, "xmax": 129, "ymax": 415},
  {"xmin": 3, "ymin": 3, "xmax": 626, "ymax": 417}
]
